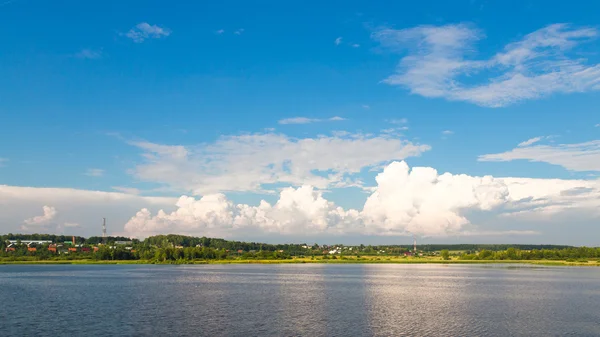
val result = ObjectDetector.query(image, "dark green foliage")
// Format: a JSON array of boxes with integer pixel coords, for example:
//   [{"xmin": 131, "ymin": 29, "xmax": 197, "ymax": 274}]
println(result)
[{"xmin": 459, "ymin": 247, "xmax": 600, "ymax": 261}]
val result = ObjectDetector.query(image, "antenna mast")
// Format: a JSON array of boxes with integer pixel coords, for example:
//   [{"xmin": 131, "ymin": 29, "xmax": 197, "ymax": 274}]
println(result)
[
  {"xmin": 102, "ymin": 218, "xmax": 107, "ymax": 244},
  {"xmin": 413, "ymin": 235, "xmax": 417, "ymax": 253}
]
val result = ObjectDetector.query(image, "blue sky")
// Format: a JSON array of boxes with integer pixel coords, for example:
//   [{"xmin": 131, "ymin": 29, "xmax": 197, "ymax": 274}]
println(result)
[{"xmin": 1, "ymin": 0, "xmax": 599, "ymax": 244}]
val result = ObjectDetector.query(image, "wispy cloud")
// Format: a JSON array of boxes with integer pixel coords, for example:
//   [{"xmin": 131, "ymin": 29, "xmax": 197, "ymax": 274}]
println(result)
[
  {"xmin": 351, "ymin": 43, "xmax": 360, "ymax": 48},
  {"xmin": 387, "ymin": 118, "xmax": 408, "ymax": 125},
  {"xmin": 0, "ymin": 158, "xmax": 7, "ymax": 167},
  {"xmin": 479, "ymin": 139, "xmax": 600, "ymax": 172},
  {"xmin": 518, "ymin": 136, "xmax": 545, "ymax": 147},
  {"xmin": 442, "ymin": 130, "xmax": 454, "ymax": 135},
  {"xmin": 215, "ymin": 29, "xmax": 225, "ymax": 35},
  {"xmin": 335, "ymin": 37, "xmax": 343, "ymax": 45},
  {"xmin": 85, "ymin": 168, "xmax": 104, "ymax": 177},
  {"xmin": 129, "ymin": 131, "xmax": 430, "ymax": 195},
  {"xmin": 74, "ymin": 48, "xmax": 102, "ymax": 59},
  {"xmin": 234, "ymin": 28, "xmax": 244, "ymax": 35},
  {"xmin": 362, "ymin": 104, "xmax": 370, "ymax": 109},
  {"xmin": 278, "ymin": 116, "xmax": 347, "ymax": 125},
  {"xmin": 372, "ymin": 23, "xmax": 600, "ymax": 107},
  {"xmin": 126, "ymin": 22, "xmax": 171, "ymax": 43},
  {"xmin": 112, "ymin": 186, "xmax": 141, "ymax": 195},
  {"xmin": 596, "ymin": 123, "xmax": 600, "ymax": 127}
]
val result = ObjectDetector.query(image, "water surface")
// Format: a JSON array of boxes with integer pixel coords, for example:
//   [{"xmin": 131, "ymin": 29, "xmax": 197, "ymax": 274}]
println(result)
[{"xmin": 1, "ymin": 264, "xmax": 599, "ymax": 336}]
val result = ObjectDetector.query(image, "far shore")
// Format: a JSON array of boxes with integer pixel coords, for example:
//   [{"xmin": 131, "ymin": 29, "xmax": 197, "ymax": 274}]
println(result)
[{"xmin": 1, "ymin": 257, "xmax": 599, "ymax": 267}]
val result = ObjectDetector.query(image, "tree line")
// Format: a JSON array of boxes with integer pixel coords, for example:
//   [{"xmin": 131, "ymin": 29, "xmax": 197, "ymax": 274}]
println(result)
[
  {"xmin": 2, "ymin": 233, "xmax": 596, "ymax": 263},
  {"xmin": 459, "ymin": 247, "xmax": 600, "ymax": 261}
]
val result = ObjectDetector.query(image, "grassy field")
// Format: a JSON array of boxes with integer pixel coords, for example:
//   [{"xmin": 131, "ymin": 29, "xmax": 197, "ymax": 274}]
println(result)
[{"xmin": 1, "ymin": 256, "xmax": 599, "ymax": 266}]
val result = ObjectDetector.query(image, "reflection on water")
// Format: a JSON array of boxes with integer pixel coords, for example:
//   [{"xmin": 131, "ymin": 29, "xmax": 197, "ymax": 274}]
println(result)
[{"xmin": 0, "ymin": 264, "xmax": 599, "ymax": 336}]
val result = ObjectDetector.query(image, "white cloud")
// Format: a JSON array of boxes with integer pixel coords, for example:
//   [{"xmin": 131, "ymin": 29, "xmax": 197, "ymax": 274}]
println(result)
[
  {"xmin": 24, "ymin": 206, "xmax": 57, "ymax": 225},
  {"xmin": 112, "ymin": 186, "xmax": 141, "ymax": 195},
  {"xmin": 372, "ymin": 23, "xmax": 600, "ymax": 107},
  {"xmin": 278, "ymin": 116, "xmax": 346, "ymax": 124},
  {"xmin": 216, "ymin": 29, "xmax": 225, "ymax": 35},
  {"xmin": 75, "ymin": 49, "xmax": 102, "ymax": 59},
  {"xmin": 335, "ymin": 37, "xmax": 342, "ymax": 45},
  {"xmin": 0, "ymin": 185, "xmax": 175, "ymax": 236},
  {"xmin": 126, "ymin": 22, "xmax": 171, "ymax": 43},
  {"xmin": 130, "ymin": 131, "xmax": 431, "ymax": 195},
  {"xmin": 596, "ymin": 124, "xmax": 600, "ymax": 127},
  {"xmin": 518, "ymin": 136, "xmax": 544, "ymax": 147},
  {"xmin": 278, "ymin": 117, "xmax": 320, "ymax": 124},
  {"xmin": 3, "ymin": 162, "xmax": 599, "ymax": 241},
  {"xmin": 234, "ymin": 28, "xmax": 244, "ymax": 35},
  {"xmin": 124, "ymin": 160, "xmax": 600, "ymax": 238},
  {"xmin": 352, "ymin": 43, "xmax": 360, "ymax": 48},
  {"xmin": 0, "ymin": 158, "xmax": 7, "ymax": 167},
  {"xmin": 85, "ymin": 168, "xmax": 104, "ymax": 177},
  {"xmin": 362, "ymin": 104, "xmax": 370, "ymax": 109},
  {"xmin": 479, "ymin": 139, "xmax": 600, "ymax": 171},
  {"xmin": 442, "ymin": 130, "xmax": 454, "ymax": 135},
  {"xmin": 388, "ymin": 118, "xmax": 408, "ymax": 125}
]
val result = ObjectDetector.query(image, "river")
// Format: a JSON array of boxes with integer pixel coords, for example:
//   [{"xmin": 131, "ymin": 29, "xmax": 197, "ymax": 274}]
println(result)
[{"xmin": 1, "ymin": 264, "xmax": 599, "ymax": 336}]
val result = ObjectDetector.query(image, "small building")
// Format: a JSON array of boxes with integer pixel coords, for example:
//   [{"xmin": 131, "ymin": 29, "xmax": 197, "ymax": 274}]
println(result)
[
  {"xmin": 237, "ymin": 249, "xmax": 243, "ymax": 253},
  {"xmin": 68, "ymin": 247, "xmax": 77, "ymax": 252},
  {"xmin": 27, "ymin": 247, "xmax": 37, "ymax": 252},
  {"xmin": 5, "ymin": 247, "xmax": 15, "ymax": 252},
  {"xmin": 403, "ymin": 252, "xmax": 412, "ymax": 256},
  {"xmin": 81, "ymin": 247, "xmax": 91, "ymax": 252},
  {"xmin": 115, "ymin": 241, "xmax": 132, "ymax": 245},
  {"xmin": 48, "ymin": 247, "xmax": 57, "ymax": 253},
  {"xmin": 93, "ymin": 247, "xmax": 99, "ymax": 252}
]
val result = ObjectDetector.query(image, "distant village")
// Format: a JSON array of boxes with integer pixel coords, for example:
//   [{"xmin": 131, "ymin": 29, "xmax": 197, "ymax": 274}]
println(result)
[{"xmin": 4, "ymin": 237, "xmax": 135, "ymax": 254}]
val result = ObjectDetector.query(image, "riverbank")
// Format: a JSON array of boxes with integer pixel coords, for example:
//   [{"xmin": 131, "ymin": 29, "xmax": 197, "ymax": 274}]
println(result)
[{"xmin": 1, "ymin": 256, "xmax": 599, "ymax": 266}]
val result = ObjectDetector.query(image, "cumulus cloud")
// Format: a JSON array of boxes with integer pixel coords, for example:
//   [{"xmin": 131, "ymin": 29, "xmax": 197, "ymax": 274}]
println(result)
[
  {"xmin": 126, "ymin": 22, "xmax": 171, "ymax": 43},
  {"xmin": 234, "ymin": 28, "xmax": 244, "ymax": 35},
  {"xmin": 24, "ymin": 206, "xmax": 57, "ymax": 225},
  {"xmin": 278, "ymin": 116, "xmax": 346, "ymax": 124},
  {"xmin": 215, "ymin": 29, "xmax": 225, "ymax": 35},
  {"xmin": 335, "ymin": 37, "xmax": 342, "ymax": 45},
  {"xmin": 442, "ymin": 130, "xmax": 454, "ymax": 135},
  {"xmin": 125, "ymin": 185, "xmax": 361, "ymax": 237},
  {"xmin": 361, "ymin": 161, "xmax": 509, "ymax": 236},
  {"xmin": 130, "ymin": 131, "xmax": 430, "ymax": 194},
  {"xmin": 124, "ymin": 161, "xmax": 600, "ymax": 239},
  {"xmin": 479, "ymin": 139, "xmax": 600, "ymax": 172},
  {"xmin": 372, "ymin": 23, "xmax": 600, "ymax": 107}
]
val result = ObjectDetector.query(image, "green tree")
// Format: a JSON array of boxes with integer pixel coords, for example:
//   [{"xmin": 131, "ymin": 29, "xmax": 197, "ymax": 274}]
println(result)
[{"xmin": 441, "ymin": 249, "xmax": 450, "ymax": 260}]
